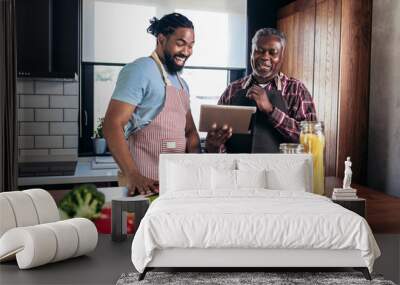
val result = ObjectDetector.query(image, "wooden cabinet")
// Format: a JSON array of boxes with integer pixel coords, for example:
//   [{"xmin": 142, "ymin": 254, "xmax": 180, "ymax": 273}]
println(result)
[
  {"xmin": 332, "ymin": 198, "xmax": 366, "ymax": 218},
  {"xmin": 277, "ymin": 0, "xmax": 372, "ymax": 183}
]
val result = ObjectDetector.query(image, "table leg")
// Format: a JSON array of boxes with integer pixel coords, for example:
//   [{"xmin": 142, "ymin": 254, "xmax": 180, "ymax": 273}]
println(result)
[{"xmin": 112, "ymin": 201, "xmax": 125, "ymax": 241}]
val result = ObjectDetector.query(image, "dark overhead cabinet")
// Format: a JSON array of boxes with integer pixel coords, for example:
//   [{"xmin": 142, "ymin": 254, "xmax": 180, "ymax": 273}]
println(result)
[{"xmin": 16, "ymin": 0, "xmax": 79, "ymax": 79}]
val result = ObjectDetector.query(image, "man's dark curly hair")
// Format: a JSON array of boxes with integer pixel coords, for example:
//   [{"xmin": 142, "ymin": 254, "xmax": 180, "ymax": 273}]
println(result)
[{"xmin": 147, "ymin": 12, "xmax": 194, "ymax": 37}]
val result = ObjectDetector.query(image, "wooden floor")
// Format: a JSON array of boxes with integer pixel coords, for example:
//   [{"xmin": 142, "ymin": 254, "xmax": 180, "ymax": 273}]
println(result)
[
  {"xmin": 1, "ymin": 235, "xmax": 398, "ymax": 285},
  {"xmin": 325, "ymin": 177, "xmax": 400, "ymax": 234},
  {"xmin": 0, "ymin": 234, "xmax": 134, "ymax": 285}
]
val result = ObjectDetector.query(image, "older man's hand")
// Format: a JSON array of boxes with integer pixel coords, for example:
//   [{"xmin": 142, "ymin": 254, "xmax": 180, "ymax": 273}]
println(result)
[
  {"xmin": 205, "ymin": 123, "xmax": 232, "ymax": 153},
  {"xmin": 246, "ymin": 85, "xmax": 274, "ymax": 113}
]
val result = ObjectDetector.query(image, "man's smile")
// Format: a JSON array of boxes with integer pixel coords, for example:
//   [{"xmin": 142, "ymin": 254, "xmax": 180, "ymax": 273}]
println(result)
[
  {"xmin": 174, "ymin": 55, "xmax": 187, "ymax": 65},
  {"xmin": 256, "ymin": 61, "xmax": 272, "ymax": 72}
]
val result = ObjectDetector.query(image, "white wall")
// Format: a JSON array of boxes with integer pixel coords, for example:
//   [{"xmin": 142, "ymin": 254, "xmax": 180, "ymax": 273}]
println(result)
[{"xmin": 368, "ymin": 0, "xmax": 400, "ymax": 198}]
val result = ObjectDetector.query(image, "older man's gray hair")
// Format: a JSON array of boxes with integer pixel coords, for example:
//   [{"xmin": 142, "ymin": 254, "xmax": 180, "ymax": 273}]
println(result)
[{"xmin": 251, "ymin": 28, "xmax": 287, "ymax": 50}]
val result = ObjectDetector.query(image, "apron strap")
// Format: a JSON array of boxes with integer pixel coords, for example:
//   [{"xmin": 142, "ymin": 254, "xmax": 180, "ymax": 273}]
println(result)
[
  {"xmin": 150, "ymin": 51, "xmax": 172, "ymax": 86},
  {"xmin": 175, "ymin": 73, "xmax": 186, "ymax": 91},
  {"xmin": 150, "ymin": 51, "xmax": 186, "ymax": 91}
]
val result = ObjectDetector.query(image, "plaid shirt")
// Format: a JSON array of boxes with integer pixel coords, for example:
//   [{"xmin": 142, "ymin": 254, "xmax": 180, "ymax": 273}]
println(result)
[{"xmin": 218, "ymin": 73, "xmax": 317, "ymax": 142}]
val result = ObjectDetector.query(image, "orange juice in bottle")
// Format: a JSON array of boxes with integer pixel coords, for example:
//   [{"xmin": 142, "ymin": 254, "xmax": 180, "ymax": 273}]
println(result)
[{"xmin": 300, "ymin": 121, "xmax": 325, "ymax": 195}]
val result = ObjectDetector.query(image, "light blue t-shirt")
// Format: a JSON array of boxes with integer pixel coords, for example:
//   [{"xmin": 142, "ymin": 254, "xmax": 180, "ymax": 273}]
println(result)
[{"xmin": 111, "ymin": 57, "xmax": 189, "ymax": 137}]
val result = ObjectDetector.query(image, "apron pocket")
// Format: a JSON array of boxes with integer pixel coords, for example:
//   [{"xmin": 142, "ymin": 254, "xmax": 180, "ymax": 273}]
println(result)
[{"xmin": 161, "ymin": 138, "xmax": 186, "ymax": 153}]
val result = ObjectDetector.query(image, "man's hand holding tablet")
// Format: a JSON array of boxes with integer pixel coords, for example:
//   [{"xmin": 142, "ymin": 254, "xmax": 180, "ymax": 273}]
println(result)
[
  {"xmin": 200, "ymin": 104, "xmax": 257, "ymax": 153},
  {"xmin": 205, "ymin": 123, "xmax": 232, "ymax": 153}
]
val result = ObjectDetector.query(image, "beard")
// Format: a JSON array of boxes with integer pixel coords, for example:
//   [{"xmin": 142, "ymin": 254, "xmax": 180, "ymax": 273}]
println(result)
[
  {"xmin": 164, "ymin": 51, "xmax": 186, "ymax": 73},
  {"xmin": 253, "ymin": 60, "xmax": 273, "ymax": 79}
]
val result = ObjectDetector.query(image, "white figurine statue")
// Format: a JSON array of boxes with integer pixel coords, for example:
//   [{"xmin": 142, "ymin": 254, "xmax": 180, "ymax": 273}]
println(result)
[{"xmin": 343, "ymin": 157, "xmax": 352, "ymax": 189}]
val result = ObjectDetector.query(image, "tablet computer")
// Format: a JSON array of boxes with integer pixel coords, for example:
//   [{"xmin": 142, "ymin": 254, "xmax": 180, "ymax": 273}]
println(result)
[{"xmin": 199, "ymin": 104, "xmax": 257, "ymax": 134}]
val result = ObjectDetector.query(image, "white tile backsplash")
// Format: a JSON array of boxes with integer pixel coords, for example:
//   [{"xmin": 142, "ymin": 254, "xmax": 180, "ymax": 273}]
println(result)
[
  {"xmin": 20, "ymin": 149, "xmax": 49, "ymax": 157},
  {"xmin": 64, "ymin": 136, "xmax": 78, "ymax": 148},
  {"xmin": 17, "ymin": 79, "xmax": 80, "ymax": 162},
  {"xmin": 18, "ymin": 136, "xmax": 34, "ymax": 149},
  {"xmin": 64, "ymin": 82, "xmax": 79, "ymax": 95},
  {"xmin": 35, "ymin": 81, "xmax": 64, "ymax": 95},
  {"xmin": 64, "ymin": 109, "xmax": 78, "ymax": 122},
  {"xmin": 17, "ymin": 80, "xmax": 34, "ymax": 94},
  {"xmin": 35, "ymin": 136, "xmax": 63, "ymax": 148},
  {"xmin": 20, "ymin": 122, "xmax": 49, "ymax": 135},
  {"xmin": 35, "ymin": 109, "xmax": 63, "ymax": 121},
  {"xmin": 50, "ymin": 148, "xmax": 78, "ymax": 156},
  {"xmin": 20, "ymin": 95, "xmax": 49, "ymax": 108},
  {"xmin": 50, "ymin": 95, "xmax": 79, "ymax": 108},
  {"xmin": 50, "ymin": 122, "xmax": 78, "ymax": 135},
  {"xmin": 18, "ymin": 109, "xmax": 34, "ymax": 121}
]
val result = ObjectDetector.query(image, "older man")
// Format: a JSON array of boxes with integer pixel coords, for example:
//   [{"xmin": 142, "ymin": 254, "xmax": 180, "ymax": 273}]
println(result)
[{"xmin": 206, "ymin": 28, "xmax": 317, "ymax": 153}]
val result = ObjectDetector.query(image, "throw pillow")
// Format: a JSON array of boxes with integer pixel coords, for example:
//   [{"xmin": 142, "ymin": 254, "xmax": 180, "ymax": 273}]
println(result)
[
  {"xmin": 236, "ymin": 169, "xmax": 267, "ymax": 188},
  {"xmin": 166, "ymin": 162, "xmax": 211, "ymax": 192}
]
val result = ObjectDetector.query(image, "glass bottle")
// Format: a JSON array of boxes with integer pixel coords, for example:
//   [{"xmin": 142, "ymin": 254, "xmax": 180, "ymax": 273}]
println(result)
[
  {"xmin": 279, "ymin": 143, "xmax": 304, "ymax": 154},
  {"xmin": 300, "ymin": 121, "xmax": 325, "ymax": 195}
]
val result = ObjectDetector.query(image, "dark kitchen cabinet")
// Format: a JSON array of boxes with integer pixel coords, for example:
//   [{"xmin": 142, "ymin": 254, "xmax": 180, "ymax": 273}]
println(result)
[{"xmin": 16, "ymin": 0, "xmax": 80, "ymax": 78}]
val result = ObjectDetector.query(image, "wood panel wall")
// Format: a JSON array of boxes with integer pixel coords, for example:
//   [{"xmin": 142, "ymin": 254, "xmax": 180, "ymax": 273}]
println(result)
[
  {"xmin": 337, "ymin": 0, "xmax": 372, "ymax": 182},
  {"xmin": 278, "ymin": 0, "xmax": 316, "ymax": 93},
  {"xmin": 313, "ymin": 0, "xmax": 341, "ymax": 177},
  {"xmin": 277, "ymin": 0, "xmax": 372, "ymax": 183}
]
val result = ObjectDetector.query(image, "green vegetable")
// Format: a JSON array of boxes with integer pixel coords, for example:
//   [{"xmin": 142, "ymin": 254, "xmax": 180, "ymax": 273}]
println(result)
[
  {"xmin": 147, "ymin": 194, "xmax": 158, "ymax": 203},
  {"xmin": 59, "ymin": 184, "xmax": 105, "ymax": 220}
]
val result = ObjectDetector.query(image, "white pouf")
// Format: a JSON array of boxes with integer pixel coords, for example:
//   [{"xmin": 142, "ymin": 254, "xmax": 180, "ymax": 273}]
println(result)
[
  {"xmin": 65, "ymin": 218, "xmax": 98, "ymax": 257},
  {"xmin": 0, "ymin": 226, "xmax": 57, "ymax": 269},
  {"xmin": 42, "ymin": 221, "xmax": 79, "ymax": 262},
  {"xmin": 24, "ymin": 189, "xmax": 60, "ymax": 223},
  {"xmin": 1, "ymin": 191, "xmax": 39, "ymax": 227},
  {"xmin": 0, "ymin": 218, "xmax": 98, "ymax": 269},
  {"xmin": 0, "ymin": 196, "xmax": 17, "ymax": 237},
  {"xmin": 0, "ymin": 189, "xmax": 98, "ymax": 269}
]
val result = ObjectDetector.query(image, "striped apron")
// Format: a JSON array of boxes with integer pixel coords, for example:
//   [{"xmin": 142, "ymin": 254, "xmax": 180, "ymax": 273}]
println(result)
[{"xmin": 128, "ymin": 52, "xmax": 189, "ymax": 180}]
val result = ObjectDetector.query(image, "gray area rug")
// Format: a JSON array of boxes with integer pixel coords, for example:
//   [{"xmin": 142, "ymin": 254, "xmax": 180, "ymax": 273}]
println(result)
[{"xmin": 116, "ymin": 271, "xmax": 396, "ymax": 285}]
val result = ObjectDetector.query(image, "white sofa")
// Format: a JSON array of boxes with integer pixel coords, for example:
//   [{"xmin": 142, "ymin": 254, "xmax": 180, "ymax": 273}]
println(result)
[
  {"xmin": 0, "ymin": 189, "xmax": 98, "ymax": 269},
  {"xmin": 131, "ymin": 153, "xmax": 380, "ymax": 281}
]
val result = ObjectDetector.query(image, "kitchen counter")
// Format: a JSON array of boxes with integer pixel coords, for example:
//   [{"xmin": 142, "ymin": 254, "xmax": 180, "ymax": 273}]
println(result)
[{"xmin": 18, "ymin": 157, "xmax": 118, "ymax": 186}]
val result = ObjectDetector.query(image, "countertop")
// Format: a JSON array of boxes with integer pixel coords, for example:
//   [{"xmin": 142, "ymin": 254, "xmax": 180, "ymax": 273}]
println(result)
[{"xmin": 17, "ymin": 157, "xmax": 118, "ymax": 186}]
